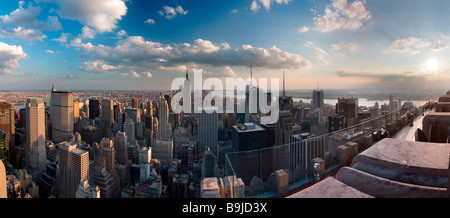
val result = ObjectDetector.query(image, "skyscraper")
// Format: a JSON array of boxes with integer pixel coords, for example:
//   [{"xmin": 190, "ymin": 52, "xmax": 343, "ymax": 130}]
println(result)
[
  {"xmin": 0, "ymin": 130, "xmax": 6, "ymax": 164},
  {"xmin": 131, "ymin": 98, "xmax": 139, "ymax": 109},
  {"xmin": 312, "ymin": 90, "xmax": 324, "ymax": 112},
  {"xmin": 146, "ymin": 100, "xmax": 153, "ymax": 117},
  {"xmin": 0, "ymin": 101, "xmax": 15, "ymax": 162},
  {"xmin": 89, "ymin": 99, "xmax": 100, "ymax": 120},
  {"xmin": 153, "ymin": 139, "xmax": 173, "ymax": 165},
  {"xmin": 51, "ymin": 86, "xmax": 74, "ymax": 143},
  {"xmin": 336, "ymin": 97, "xmax": 359, "ymax": 127},
  {"xmin": 183, "ymin": 68, "xmax": 191, "ymax": 113},
  {"xmin": 73, "ymin": 99, "xmax": 80, "ymax": 119},
  {"xmin": 198, "ymin": 107, "xmax": 218, "ymax": 155},
  {"xmin": 123, "ymin": 118, "xmax": 135, "ymax": 144},
  {"xmin": 56, "ymin": 142, "xmax": 89, "ymax": 198},
  {"xmin": 115, "ymin": 131, "xmax": 128, "ymax": 165},
  {"xmin": 101, "ymin": 99, "xmax": 114, "ymax": 137},
  {"xmin": 158, "ymin": 94, "xmax": 171, "ymax": 140},
  {"xmin": 25, "ymin": 97, "xmax": 47, "ymax": 182}
]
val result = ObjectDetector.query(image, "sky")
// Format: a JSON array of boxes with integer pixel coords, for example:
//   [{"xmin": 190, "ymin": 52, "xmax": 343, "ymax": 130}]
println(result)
[{"xmin": 1, "ymin": 0, "xmax": 450, "ymax": 91}]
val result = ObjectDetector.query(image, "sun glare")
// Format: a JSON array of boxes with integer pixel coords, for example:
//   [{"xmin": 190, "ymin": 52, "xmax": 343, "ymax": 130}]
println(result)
[{"xmin": 422, "ymin": 58, "xmax": 439, "ymax": 72}]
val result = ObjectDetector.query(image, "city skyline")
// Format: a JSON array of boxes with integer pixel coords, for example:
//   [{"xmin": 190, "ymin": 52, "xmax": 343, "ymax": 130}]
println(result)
[{"xmin": 1, "ymin": 0, "xmax": 450, "ymax": 91}]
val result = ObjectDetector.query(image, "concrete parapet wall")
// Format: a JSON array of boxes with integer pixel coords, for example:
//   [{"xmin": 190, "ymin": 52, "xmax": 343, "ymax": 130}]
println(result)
[
  {"xmin": 286, "ymin": 177, "xmax": 373, "ymax": 198},
  {"xmin": 351, "ymin": 138, "xmax": 450, "ymax": 177},
  {"xmin": 336, "ymin": 167, "xmax": 447, "ymax": 198},
  {"xmin": 422, "ymin": 112, "xmax": 450, "ymax": 143},
  {"xmin": 352, "ymin": 161, "xmax": 448, "ymax": 188}
]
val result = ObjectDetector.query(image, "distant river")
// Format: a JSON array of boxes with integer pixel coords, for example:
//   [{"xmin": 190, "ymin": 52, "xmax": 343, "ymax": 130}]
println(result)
[{"xmin": 292, "ymin": 98, "xmax": 430, "ymax": 108}]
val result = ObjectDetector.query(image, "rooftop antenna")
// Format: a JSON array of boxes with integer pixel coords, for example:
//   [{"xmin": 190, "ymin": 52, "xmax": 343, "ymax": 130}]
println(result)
[
  {"xmin": 250, "ymin": 56, "xmax": 253, "ymax": 79},
  {"xmin": 52, "ymin": 81, "xmax": 55, "ymax": 92},
  {"xmin": 186, "ymin": 66, "xmax": 189, "ymax": 80},
  {"xmin": 283, "ymin": 70, "xmax": 286, "ymax": 97}
]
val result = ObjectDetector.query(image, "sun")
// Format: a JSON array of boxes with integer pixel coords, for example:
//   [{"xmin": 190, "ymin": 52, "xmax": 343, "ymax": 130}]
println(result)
[{"xmin": 422, "ymin": 58, "xmax": 439, "ymax": 72}]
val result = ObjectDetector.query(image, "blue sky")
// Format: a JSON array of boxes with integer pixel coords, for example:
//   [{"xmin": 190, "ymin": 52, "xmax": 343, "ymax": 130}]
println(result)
[{"xmin": 1, "ymin": 0, "xmax": 450, "ymax": 91}]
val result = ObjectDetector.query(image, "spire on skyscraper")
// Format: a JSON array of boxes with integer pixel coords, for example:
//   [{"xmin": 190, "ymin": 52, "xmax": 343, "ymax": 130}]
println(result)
[
  {"xmin": 186, "ymin": 66, "xmax": 189, "ymax": 80},
  {"xmin": 52, "ymin": 82, "xmax": 55, "ymax": 92},
  {"xmin": 250, "ymin": 56, "xmax": 253, "ymax": 79},
  {"xmin": 283, "ymin": 70, "xmax": 286, "ymax": 97}
]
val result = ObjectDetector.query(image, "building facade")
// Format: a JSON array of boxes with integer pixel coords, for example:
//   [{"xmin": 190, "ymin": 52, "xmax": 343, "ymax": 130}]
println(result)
[
  {"xmin": 51, "ymin": 89, "xmax": 74, "ymax": 143},
  {"xmin": 25, "ymin": 97, "xmax": 47, "ymax": 182}
]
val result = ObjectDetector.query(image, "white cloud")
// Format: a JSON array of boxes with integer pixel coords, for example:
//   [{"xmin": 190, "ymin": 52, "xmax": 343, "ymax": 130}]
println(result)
[
  {"xmin": 222, "ymin": 66, "xmax": 237, "ymax": 78},
  {"xmin": 431, "ymin": 38, "xmax": 448, "ymax": 51},
  {"xmin": 55, "ymin": 0, "xmax": 127, "ymax": 33},
  {"xmin": 313, "ymin": 0, "xmax": 371, "ymax": 32},
  {"xmin": 251, "ymin": 0, "xmax": 261, "ymax": 12},
  {"xmin": 52, "ymin": 33, "xmax": 70, "ymax": 43},
  {"xmin": 74, "ymin": 36, "xmax": 311, "ymax": 76},
  {"xmin": 0, "ymin": 2, "xmax": 62, "ymax": 31},
  {"xmin": 231, "ymin": 9, "xmax": 238, "ymax": 14},
  {"xmin": 0, "ymin": 42, "xmax": 28, "ymax": 75},
  {"xmin": 297, "ymin": 26, "xmax": 309, "ymax": 33},
  {"xmin": 144, "ymin": 18, "xmax": 155, "ymax": 24},
  {"xmin": 0, "ymin": 26, "xmax": 47, "ymax": 41},
  {"xmin": 81, "ymin": 26, "xmax": 96, "ymax": 39},
  {"xmin": 159, "ymin": 5, "xmax": 188, "ymax": 20},
  {"xmin": 69, "ymin": 37, "xmax": 95, "ymax": 50},
  {"xmin": 250, "ymin": 0, "xmax": 291, "ymax": 12},
  {"xmin": 45, "ymin": 50, "xmax": 55, "ymax": 54},
  {"xmin": 116, "ymin": 30, "xmax": 127, "ymax": 39},
  {"xmin": 131, "ymin": 71, "xmax": 141, "ymax": 78},
  {"xmin": 390, "ymin": 37, "xmax": 430, "ymax": 53},
  {"xmin": 304, "ymin": 41, "xmax": 329, "ymax": 65},
  {"xmin": 120, "ymin": 72, "xmax": 129, "ymax": 77},
  {"xmin": 143, "ymin": 72, "xmax": 152, "ymax": 78},
  {"xmin": 331, "ymin": 41, "xmax": 360, "ymax": 51},
  {"xmin": 80, "ymin": 60, "xmax": 117, "ymax": 73}
]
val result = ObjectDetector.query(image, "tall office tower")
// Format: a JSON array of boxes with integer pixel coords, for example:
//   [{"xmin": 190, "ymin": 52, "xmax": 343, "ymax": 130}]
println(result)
[
  {"xmin": 115, "ymin": 131, "xmax": 128, "ymax": 165},
  {"xmin": 127, "ymin": 142, "xmax": 140, "ymax": 164},
  {"xmin": 336, "ymin": 97, "xmax": 359, "ymax": 127},
  {"xmin": 125, "ymin": 108, "xmax": 141, "ymax": 125},
  {"xmin": 123, "ymin": 118, "xmax": 135, "ymax": 144},
  {"xmin": 312, "ymin": 90, "xmax": 324, "ymax": 112},
  {"xmin": 93, "ymin": 138, "xmax": 120, "ymax": 198},
  {"xmin": 99, "ymin": 138, "xmax": 115, "ymax": 172},
  {"xmin": 183, "ymin": 68, "xmax": 191, "ymax": 113},
  {"xmin": 56, "ymin": 142, "xmax": 89, "ymax": 198},
  {"xmin": 153, "ymin": 139, "xmax": 173, "ymax": 165},
  {"xmin": 131, "ymin": 98, "xmax": 139, "ymax": 109},
  {"xmin": 245, "ymin": 84, "xmax": 257, "ymax": 123},
  {"xmin": 25, "ymin": 97, "xmax": 47, "ymax": 182},
  {"xmin": 198, "ymin": 107, "xmax": 218, "ymax": 155},
  {"xmin": 139, "ymin": 147, "xmax": 151, "ymax": 165},
  {"xmin": 113, "ymin": 102, "xmax": 122, "ymax": 124},
  {"xmin": 117, "ymin": 112, "xmax": 125, "ymax": 128},
  {"xmin": 158, "ymin": 94, "xmax": 171, "ymax": 140},
  {"xmin": 0, "ymin": 101, "xmax": 15, "ymax": 162},
  {"xmin": 51, "ymin": 86, "xmax": 74, "ymax": 143},
  {"xmin": 73, "ymin": 99, "xmax": 80, "ymax": 119},
  {"xmin": 146, "ymin": 100, "xmax": 153, "ymax": 117},
  {"xmin": 101, "ymin": 99, "xmax": 114, "ymax": 136},
  {"xmin": 201, "ymin": 147, "xmax": 218, "ymax": 178},
  {"xmin": 89, "ymin": 99, "xmax": 100, "ymax": 119},
  {"xmin": 0, "ymin": 130, "xmax": 6, "ymax": 164}
]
